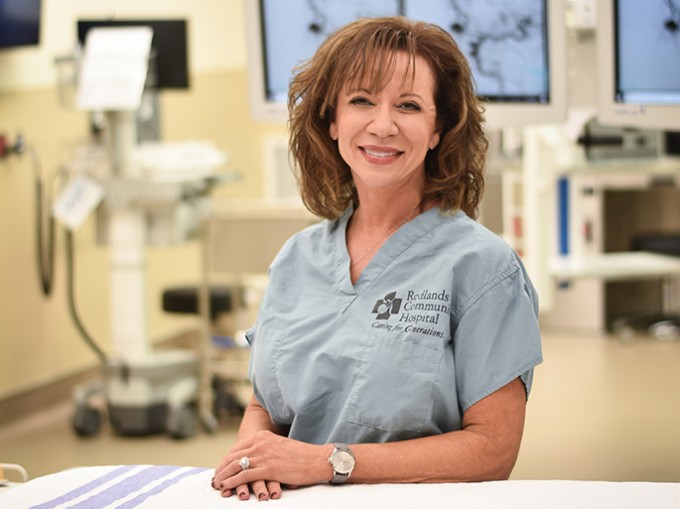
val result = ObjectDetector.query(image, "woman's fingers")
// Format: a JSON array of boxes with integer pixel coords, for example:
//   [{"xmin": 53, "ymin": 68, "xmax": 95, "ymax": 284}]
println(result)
[
  {"xmin": 250, "ymin": 479, "xmax": 270, "ymax": 501},
  {"xmin": 219, "ymin": 482, "xmax": 250, "ymax": 500},
  {"xmin": 266, "ymin": 480, "xmax": 282, "ymax": 499},
  {"xmin": 219, "ymin": 480, "xmax": 280, "ymax": 501},
  {"xmin": 234, "ymin": 483, "xmax": 251, "ymax": 500},
  {"xmin": 214, "ymin": 431, "xmax": 326, "ymax": 493}
]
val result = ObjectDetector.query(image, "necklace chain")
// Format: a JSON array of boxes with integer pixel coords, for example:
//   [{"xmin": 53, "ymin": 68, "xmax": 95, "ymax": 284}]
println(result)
[{"xmin": 349, "ymin": 206, "xmax": 420, "ymax": 268}]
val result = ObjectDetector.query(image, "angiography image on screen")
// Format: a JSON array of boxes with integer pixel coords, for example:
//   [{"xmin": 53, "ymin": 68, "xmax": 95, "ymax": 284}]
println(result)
[
  {"xmin": 248, "ymin": 0, "xmax": 566, "ymax": 125},
  {"xmin": 616, "ymin": 0, "xmax": 680, "ymax": 105},
  {"xmin": 261, "ymin": 0, "xmax": 400, "ymax": 103},
  {"xmin": 404, "ymin": 0, "xmax": 550, "ymax": 103}
]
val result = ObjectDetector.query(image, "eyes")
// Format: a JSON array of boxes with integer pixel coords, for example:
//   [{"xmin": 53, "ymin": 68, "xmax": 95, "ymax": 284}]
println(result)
[{"xmin": 348, "ymin": 95, "xmax": 423, "ymax": 112}]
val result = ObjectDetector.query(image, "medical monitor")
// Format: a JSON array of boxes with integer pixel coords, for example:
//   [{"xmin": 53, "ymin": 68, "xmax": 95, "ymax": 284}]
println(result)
[
  {"xmin": 244, "ymin": 0, "xmax": 567, "ymax": 128},
  {"xmin": 404, "ymin": 0, "xmax": 567, "ymax": 128},
  {"xmin": 597, "ymin": 0, "xmax": 680, "ymax": 130},
  {"xmin": 77, "ymin": 19, "xmax": 189, "ymax": 89},
  {"xmin": 0, "ymin": 0, "xmax": 41, "ymax": 49},
  {"xmin": 245, "ymin": 0, "xmax": 401, "ymax": 123}
]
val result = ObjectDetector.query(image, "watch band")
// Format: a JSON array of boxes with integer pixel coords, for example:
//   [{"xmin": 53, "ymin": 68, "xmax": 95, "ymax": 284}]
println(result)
[
  {"xmin": 331, "ymin": 470, "xmax": 350, "ymax": 484},
  {"xmin": 329, "ymin": 443, "xmax": 355, "ymax": 484}
]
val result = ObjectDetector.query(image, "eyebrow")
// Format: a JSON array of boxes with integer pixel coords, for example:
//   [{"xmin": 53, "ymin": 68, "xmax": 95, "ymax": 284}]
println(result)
[
  {"xmin": 399, "ymin": 92, "xmax": 426, "ymax": 102},
  {"xmin": 347, "ymin": 87, "xmax": 427, "ymax": 103}
]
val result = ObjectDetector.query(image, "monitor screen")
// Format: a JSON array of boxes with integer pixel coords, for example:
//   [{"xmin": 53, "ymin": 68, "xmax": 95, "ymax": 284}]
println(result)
[
  {"xmin": 597, "ymin": 0, "xmax": 680, "ymax": 130},
  {"xmin": 259, "ymin": 0, "xmax": 400, "ymax": 106},
  {"xmin": 245, "ymin": 0, "xmax": 566, "ymax": 127},
  {"xmin": 615, "ymin": 0, "xmax": 680, "ymax": 106},
  {"xmin": 404, "ymin": 0, "xmax": 550, "ymax": 105},
  {"xmin": 77, "ymin": 19, "xmax": 189, "ymax": 89},
  {"xmin": 0, "ymin": 0, "xmax": 41, "ymax": 49}
]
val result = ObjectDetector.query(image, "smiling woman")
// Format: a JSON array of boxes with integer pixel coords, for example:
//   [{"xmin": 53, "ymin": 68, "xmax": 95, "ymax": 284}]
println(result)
[
  {"xmin": 289, "ymin": 17, "xmax": 487, "ymax": 221},
  {"xmin": 329, "ymin": 53, "xmax": 440, "ymax": 273},
  {"xmin": 212, "ymin": 17, "xmax": 542, "ymax": 501},
  {"xmin": 329, "ymin": 54, "xmax": 440, "ymax": 202}
]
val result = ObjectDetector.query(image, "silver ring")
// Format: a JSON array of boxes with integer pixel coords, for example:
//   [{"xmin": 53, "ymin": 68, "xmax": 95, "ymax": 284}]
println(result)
[{"xmin": 239, "ymin": 456, "xmax": 250, "ymax": 470}]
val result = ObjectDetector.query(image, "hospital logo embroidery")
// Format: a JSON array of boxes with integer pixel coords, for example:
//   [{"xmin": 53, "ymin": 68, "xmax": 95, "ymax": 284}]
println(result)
[
  {"xmin": 371, "ymin": 289, "xmax": 450, "ymax": 339},
  {"xmin": 372, "ymin": 292, "xmax": 402, "ymax": 320}
]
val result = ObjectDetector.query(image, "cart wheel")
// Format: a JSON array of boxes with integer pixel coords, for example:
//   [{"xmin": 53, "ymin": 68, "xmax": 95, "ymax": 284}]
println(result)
[
  {"xmin": 73, "ymin": 405, "xmax": 102, "ymax": 437},
  {"xmin": 168, "ymin": 405, "xmax": 198, "ymax": 440}
]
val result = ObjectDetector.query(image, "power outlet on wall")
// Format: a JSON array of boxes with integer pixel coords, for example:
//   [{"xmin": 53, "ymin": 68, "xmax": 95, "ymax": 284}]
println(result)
[{"xmin": 0, "ymin": 133, "xmax": 25, "ymax": 159}]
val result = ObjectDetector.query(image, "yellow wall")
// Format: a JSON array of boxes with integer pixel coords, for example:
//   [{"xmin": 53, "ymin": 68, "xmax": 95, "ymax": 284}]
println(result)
[{"xmin": 0, "ymin": 0, "xmax": 287, "ymax": 399}]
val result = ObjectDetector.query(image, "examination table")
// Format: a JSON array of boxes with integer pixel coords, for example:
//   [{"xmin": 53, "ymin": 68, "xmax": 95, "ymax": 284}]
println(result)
[{"xmin": 0, "ymin": 464, "xmax": 677, "ymax": 508}]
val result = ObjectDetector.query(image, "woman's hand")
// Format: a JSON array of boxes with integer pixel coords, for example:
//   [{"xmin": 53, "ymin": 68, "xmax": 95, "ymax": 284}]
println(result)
[{"xmin": 213, "ymin": 430, "xmax": 332, "ymax": 500}]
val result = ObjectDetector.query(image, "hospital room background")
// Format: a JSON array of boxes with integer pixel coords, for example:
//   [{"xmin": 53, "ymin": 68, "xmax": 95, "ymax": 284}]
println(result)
[{"xmin": 0, "ymin": 0, "xmax": 678, "ymax": 486}]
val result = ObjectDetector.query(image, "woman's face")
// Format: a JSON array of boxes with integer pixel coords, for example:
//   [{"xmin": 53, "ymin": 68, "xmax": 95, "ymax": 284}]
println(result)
[{"xmin": 329, "ymin": 52, "xmax": 440, "ymax": 196}]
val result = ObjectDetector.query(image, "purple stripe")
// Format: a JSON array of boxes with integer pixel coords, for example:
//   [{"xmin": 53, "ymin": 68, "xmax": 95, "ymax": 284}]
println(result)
[
  {"xmin": 116, "ymin": 468, "xmax": 208, "ymax": 509},
  {"xmin": 30, "ymin": 465, "xmax": 137, "ymax": 509},
  {"xmin": 68, "ymin": 465, "xmax": 181, "ymax": 509}
]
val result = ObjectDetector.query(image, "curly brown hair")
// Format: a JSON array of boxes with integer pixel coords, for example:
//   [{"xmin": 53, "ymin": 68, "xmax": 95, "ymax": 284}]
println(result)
[{"xmin": 288, "ymin": 16, "xmax": 487, "ymax": 220}]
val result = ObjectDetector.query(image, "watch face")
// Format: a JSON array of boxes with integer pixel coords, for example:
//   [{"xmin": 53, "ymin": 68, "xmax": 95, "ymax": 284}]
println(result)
[{"xmin": 333, "ymin": 450, "xmax": 355, "ymax": 474}]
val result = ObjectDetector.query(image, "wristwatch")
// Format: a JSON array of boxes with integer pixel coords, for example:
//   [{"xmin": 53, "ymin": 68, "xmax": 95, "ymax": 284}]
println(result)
[{"xmin": 328, "ymin": 443, "xmax": 355, "ymax": 484}]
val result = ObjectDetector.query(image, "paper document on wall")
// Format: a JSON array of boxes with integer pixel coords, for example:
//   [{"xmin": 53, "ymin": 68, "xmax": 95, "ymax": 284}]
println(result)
[{"xmin": 77, "ymin": 27, "xmax": 153, "ymax": 111}]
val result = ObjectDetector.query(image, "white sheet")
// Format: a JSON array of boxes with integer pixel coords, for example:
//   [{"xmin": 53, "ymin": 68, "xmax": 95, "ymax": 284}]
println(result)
[{"xmin": 0, "ymin": 465, "xmax": 677, "ymax": 509}]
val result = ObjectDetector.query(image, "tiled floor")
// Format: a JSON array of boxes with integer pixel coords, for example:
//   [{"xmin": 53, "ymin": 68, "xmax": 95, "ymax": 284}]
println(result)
[{"xmin": 1, "ymin": 329, "xmax": 678, "ymax": 483}]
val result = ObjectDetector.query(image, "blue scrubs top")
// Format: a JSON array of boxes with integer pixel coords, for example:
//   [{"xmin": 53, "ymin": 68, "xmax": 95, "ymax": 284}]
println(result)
[{"xmin": 247, "ymin": 207, "xmax": 543, "ymax": 445}]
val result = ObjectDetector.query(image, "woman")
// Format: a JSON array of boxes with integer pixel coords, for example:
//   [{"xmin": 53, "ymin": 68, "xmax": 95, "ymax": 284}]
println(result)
[{"xmin": 213, "ymin": 17, "xmax": 542, "ymax": 501}]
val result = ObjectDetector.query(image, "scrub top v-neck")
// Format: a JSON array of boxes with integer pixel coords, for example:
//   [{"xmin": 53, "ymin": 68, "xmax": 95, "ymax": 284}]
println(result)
[
  {"xmin": 246, "ymin": 207, "xmax": 543, "ymax": 445},
  {"xmin": 333, "ymin": 207, "xmax": 443, "ymax": 310}
]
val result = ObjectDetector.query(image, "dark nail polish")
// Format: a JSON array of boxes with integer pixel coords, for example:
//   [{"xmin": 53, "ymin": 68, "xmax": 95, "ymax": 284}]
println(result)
[{"xmin": 258, "ymin": 493, "xmax": 268, "ymax": 501}]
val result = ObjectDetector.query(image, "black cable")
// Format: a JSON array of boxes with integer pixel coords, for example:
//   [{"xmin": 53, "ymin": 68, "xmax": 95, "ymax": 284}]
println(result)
[
  {"xmin": 31, "ymin": 146, "xmax": 55, "ymax": 296},
  {"xmin": 65, "ymin": 228, "xmax": 108, "ymax": 366},
  {"xmin": 31, "ymin": 141, "xmax": 128, "ymax": 379}
]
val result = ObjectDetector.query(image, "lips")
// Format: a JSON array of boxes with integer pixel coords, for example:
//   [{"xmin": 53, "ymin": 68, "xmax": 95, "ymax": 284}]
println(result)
[{"xmin": 360, "ymin": 146, "xmax": 403, "ymax": 161}]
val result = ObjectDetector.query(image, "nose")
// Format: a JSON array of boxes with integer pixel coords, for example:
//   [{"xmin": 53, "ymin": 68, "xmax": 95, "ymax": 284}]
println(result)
[{"xmin": 367, "ymin": 104, "xmax": 398, "ymax": 138}]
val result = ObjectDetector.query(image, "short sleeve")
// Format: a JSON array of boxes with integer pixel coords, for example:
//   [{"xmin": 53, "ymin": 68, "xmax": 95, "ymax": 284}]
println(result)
[
  {"xmin": 244, "ymin": 326, "xmax": 256, "ymax": 346},
  {"xmin": 453, "ymin": 262, "xmax": 543, "ymax": 412},
  {"xmin": 244, "ymin": 324, "xmax": 268, "ymax": 407}
]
